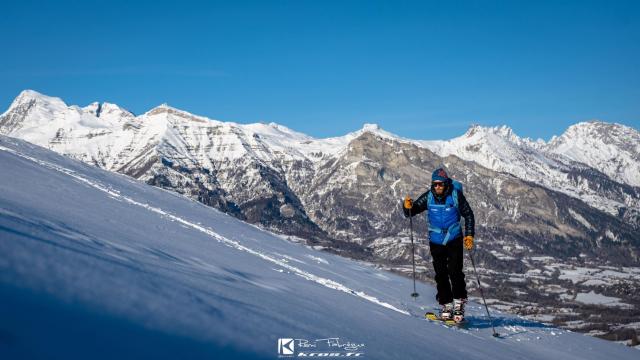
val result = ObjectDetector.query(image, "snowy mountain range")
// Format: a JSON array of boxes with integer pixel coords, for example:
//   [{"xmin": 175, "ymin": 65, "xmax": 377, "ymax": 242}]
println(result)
[
  {"xmin": 1, "ymin": 135, "xmax": 638, "ymax": 359},
  {"xmin": 1, "ymin": 90, "xmax": 637, "ymax": 242},
  {"xmin": 1, "ymin": 90, "xmax": 639, "ymax": 343}
]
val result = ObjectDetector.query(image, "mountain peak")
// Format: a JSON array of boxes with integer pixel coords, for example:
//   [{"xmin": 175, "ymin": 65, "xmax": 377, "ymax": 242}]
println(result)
[
  {"xmin": 16, "ymin": 89, "xmax": 44, "ymax": 100},
  {"xmin": 546, "ymin": 120, "xmax": 640, "ymax": 187},
  {"xmin": 145, "ymin": 103, "xmax": 209, "ymax": 122},
  {"xmin": 362, "ymin": 123, "xmax": 381, "ymax": 132},
  {"xmin": 570, "ymin": 119, "xmax": 608, "ymax": 127},
  {"xmin": 553, "ymin": 120, "xmax": 638, "ymax": 144},
  {"xmin": 465, "ymin": 124, "xmax": 516, "ymax": 139},
  {"xmin": 357, "ymin": 123, "xmax": 401, "ymax": 138},
  {"xmin": 148, "ymin": 103, "xmax": 176, "ymax": 112},
  {"xmin": 562, "ymin": 120, "xmax": 634, "ymax": 135},
  {"xmin": 8, "ymin": 90, "xmax": 66, "ymax": 110},
  {"xmin": 1, "ymin": 90, "xmax": 69, "ymax": 120},
  {"xmin": 349, "ymin": 123, "xmax": 411, "ymax": 144}
]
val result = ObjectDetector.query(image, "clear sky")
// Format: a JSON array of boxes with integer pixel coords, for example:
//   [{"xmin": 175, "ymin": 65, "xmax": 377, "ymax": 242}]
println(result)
[{"xmin": 1, "ymin": 0, "xmax": 638, "ymax": 140}]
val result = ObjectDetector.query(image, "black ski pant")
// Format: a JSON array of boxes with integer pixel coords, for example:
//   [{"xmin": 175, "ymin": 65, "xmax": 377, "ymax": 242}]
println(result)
[{"xmin": 429, "ymin": 237, "xmax": 467, "ymax": 305}]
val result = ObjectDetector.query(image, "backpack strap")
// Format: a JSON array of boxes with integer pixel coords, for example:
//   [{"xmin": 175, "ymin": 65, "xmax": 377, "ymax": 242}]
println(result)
[{"xmin": 452, "ymin": 188, "xmax": 459, "ymax": 209}]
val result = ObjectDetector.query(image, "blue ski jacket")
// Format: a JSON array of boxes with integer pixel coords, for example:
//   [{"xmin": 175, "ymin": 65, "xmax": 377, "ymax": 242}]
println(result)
[{"xmin": 403, "ymin": 182, "xmax": 475, "ymax": 245}]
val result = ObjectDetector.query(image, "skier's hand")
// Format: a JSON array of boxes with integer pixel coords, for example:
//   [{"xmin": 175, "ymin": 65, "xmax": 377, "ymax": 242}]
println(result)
[
  {"xmin": 464, "ymin": 235, "xmax": 474, "ymax": 250},
  {"xmin": 403, "ymin": 196, "xmax": 413, "ymax": 209},
  {"xmin": 403, "ymin": 196, "xmax": 413, "ymax": 218}
]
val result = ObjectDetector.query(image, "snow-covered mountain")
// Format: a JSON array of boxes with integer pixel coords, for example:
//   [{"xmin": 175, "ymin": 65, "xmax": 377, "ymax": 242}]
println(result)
[
  {"xmin": 421, "ymin": 124, "xmax": 639, "ymax": 220},
  {"xmin": 1, "ymin": 90, "xmax": 637, "ymax": 220},
  {"xmin": 545, "ymin": 121, "xmax": 640, "ymax": 187},
  {"xmin": 0, "ymin": 89, "xmax": 373, "ymax": 167},
  {"xmin": 2, "ymin": 135, "xmax": 638, "ymax": 359},
  {"xmin": 2, "ymin": 89, "xmax": 638, "ymax": 233}
]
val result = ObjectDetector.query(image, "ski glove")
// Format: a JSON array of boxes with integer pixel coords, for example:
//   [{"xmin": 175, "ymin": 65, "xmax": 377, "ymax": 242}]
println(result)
[
  {"xmin": 404, "ymin": 196, "xmax": 413, "ymax": 209},
  {"xmin": 463, "ymin": 235, "xmax": 474, "ymax": 250},
  {"xmin": 402, "ymin": 196, "xmax": 413, "ymax": 218}
]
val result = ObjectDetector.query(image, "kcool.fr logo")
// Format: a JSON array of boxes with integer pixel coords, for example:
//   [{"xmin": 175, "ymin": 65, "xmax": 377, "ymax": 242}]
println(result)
[{"xmin": 278, "ymin": 338, "xmax": 295, "ymax": 356}]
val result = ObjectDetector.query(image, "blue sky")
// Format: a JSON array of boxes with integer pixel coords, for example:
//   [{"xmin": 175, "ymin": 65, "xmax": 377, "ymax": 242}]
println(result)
[{"xmin": 1, "ymin": 0, "xmax": 638, "ymax": 140}]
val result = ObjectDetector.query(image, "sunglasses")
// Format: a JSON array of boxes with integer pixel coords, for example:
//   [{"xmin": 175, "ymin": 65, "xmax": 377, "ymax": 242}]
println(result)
[{"xmin": 432, "ymin": 182, "xmax": 445, "ymax": 187}]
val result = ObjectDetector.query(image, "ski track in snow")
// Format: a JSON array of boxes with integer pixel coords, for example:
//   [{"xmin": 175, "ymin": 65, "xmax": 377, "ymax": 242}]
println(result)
[{"xmin": 0, "ymin": 144, "xmax": 410, "ymax": 316}]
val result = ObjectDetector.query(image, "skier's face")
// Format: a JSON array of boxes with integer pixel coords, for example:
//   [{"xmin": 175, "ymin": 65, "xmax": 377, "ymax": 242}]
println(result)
[{"xmin": 433, "ymin": 181, "xmax": 445, "ymax": 195}]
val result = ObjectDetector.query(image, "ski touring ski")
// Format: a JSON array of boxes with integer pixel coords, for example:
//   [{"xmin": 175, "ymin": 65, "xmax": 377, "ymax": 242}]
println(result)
[{"xmin": 424, "ymin": 312, "xmax": 467, "ymax": 326}]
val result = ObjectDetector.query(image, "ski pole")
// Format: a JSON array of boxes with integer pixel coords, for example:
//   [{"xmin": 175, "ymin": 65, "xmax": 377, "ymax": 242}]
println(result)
[
  {"xmin": 468, "ymin": 250, "xmax": 500, "ymax": 338},
  {"xmin": 409, "ymin": 215, "xmax": 419, "ymax": 298}
]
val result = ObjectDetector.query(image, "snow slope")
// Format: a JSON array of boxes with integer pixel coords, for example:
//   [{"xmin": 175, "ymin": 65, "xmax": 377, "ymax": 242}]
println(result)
[{"xmin": 0, "ymin": 135, "xmax": 637, "ymax": 359}]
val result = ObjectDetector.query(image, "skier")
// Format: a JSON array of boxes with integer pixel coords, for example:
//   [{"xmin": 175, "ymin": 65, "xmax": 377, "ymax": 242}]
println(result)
[{"xmin": 402, "ymin": 168, "xmax": 475, "ymax": 322}]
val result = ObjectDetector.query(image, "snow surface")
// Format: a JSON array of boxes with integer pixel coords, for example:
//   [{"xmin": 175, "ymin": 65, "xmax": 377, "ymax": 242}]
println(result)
[
  {"xmin": 573, "ymin": 291, "xmax": 632, "ymax": 308},
  {"xmin": 0, "ymin": 135, "xmax": 638, "ymax": 359}
]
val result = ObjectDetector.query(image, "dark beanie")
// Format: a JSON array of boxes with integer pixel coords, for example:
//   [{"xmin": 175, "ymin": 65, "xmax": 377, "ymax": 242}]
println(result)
[{"xmin": 432, "ymin": 168, "xmax": 449, "ymax": 182}]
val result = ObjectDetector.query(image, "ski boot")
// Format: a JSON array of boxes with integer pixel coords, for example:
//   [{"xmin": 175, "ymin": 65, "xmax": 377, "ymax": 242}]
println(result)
[
  {"xmin": 453, "ymin": 298, "xmax": 467, "ymax": 323},
  {"xmin": 439, "ymin": 302, "xmax": 454, "ymax": 320}
]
